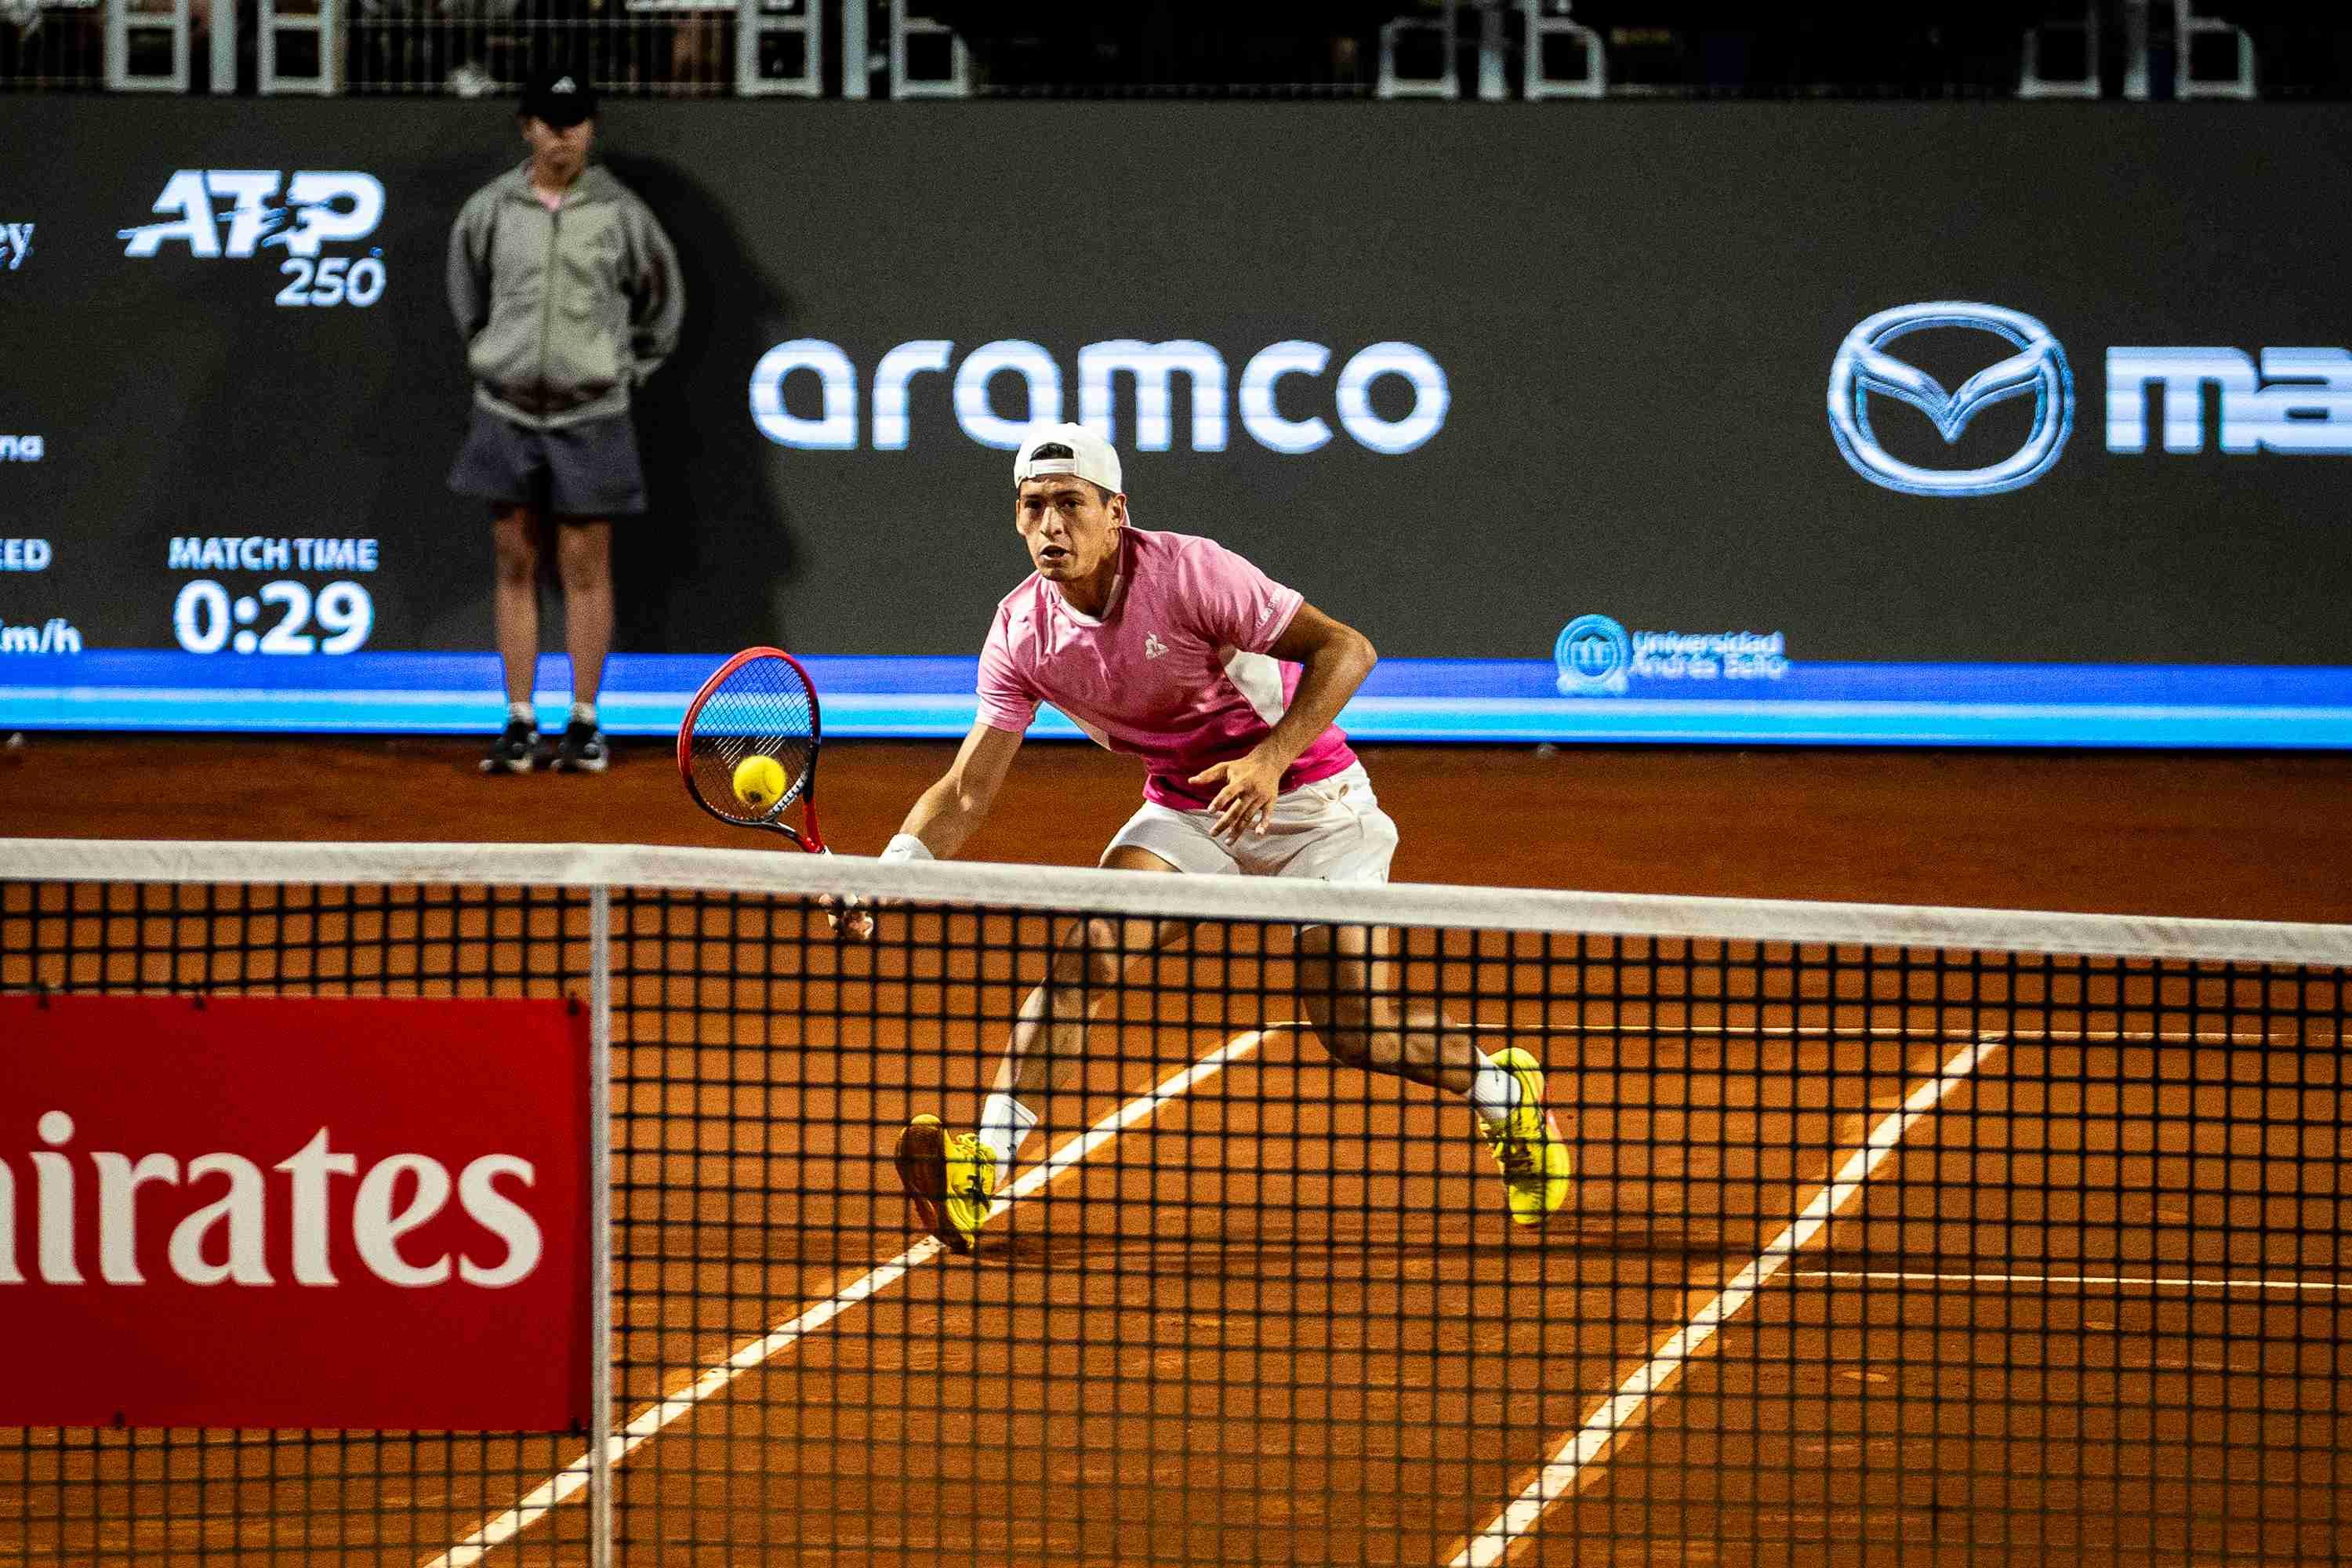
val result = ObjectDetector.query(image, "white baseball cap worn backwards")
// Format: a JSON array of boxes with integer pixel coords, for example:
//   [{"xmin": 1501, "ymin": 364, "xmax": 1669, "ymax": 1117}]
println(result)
[{"xmin": 1014, "ymin": 423, "xmax": 1123, "ymax": 495}]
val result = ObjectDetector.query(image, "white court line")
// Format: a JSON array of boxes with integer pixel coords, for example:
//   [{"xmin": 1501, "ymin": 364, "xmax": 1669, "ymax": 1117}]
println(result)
[
  {"xmin": 421, "ymin": 1028, "xmax": 1272, "ymax": 1568},
  {"xmin": 1796, "ymin": 1269, "xmax": 2352, "ymax": 1294},
  {"xmin": 1463, "ymin": 1020, "xmax": 2296, "ymax": 1048},
  {"xmin": 1446, "ymin": 1036, "xmax": 1999, "ymax": 1568}
]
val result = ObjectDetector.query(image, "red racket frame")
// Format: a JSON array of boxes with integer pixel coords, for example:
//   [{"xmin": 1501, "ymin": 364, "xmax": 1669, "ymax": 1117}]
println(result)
[{"xmin": 675, "ymin": 646, "xmax": 829, "ymax": 853}]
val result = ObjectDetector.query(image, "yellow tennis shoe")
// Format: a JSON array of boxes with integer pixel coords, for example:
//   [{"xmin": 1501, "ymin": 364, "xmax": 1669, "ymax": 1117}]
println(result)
[
  {"xmin": 893, "ymin": 1113, "xmax": 1000, "ymax": 1255},
  {"xmin": 1479, "ymin": 1047, "xmax": 1572, "ymax": 1225}
]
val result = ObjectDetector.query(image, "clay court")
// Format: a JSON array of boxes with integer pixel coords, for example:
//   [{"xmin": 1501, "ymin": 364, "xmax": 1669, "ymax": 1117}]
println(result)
[
  {"xmin": 4, "ymin": 739, "xmax": 2347, "ymax": 1564},
  {"xmin": 12, "ymin": 739, "xmax": 2352, "ymax": 919},
  {"xmin": 9, "ymin": 2, "xmax": 2352, "ymax": 1557}
]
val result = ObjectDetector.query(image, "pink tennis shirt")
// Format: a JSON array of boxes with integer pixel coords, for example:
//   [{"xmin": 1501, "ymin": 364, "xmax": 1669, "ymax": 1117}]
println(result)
[{"xmin": 975, "ymin": 527, "xmax": 1359, "ymax": 809}]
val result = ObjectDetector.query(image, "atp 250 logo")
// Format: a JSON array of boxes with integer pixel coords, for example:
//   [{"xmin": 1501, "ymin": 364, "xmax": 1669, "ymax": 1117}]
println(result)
[
  {"xmin": 1830, "ymin": 300, "xmax": 2352, "ymax": 498},
  {"xmin": 120, "ymin": 171, "xmax": 387, "ymax": 309}
]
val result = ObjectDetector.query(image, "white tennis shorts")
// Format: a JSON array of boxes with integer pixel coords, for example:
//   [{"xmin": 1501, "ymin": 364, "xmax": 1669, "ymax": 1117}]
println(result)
[{"xmin": 1103, "ymin": 761, "xmax": 1399, "ymax": 884}]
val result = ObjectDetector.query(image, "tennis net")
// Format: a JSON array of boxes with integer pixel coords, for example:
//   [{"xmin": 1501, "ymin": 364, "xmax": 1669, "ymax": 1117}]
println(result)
[{"xmin": 2, "ymin": 839, "xmax": 2347, "ymax": 1565}]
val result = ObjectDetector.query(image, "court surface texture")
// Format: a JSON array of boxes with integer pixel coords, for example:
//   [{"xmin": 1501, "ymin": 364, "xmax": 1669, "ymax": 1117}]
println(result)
[{"xmin": 5, "ymin": 739, "xmax": 2348, "ymax": 1565}]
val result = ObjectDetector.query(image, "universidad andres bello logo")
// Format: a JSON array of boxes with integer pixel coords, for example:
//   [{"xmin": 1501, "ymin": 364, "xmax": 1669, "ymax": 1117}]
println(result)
[{"xmin": 1554, "ymin": 615, "xmax": 1788, "ymax": 696}]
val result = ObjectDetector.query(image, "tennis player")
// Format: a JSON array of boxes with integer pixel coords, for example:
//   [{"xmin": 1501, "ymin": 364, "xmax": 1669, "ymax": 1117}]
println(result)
[{"xmin": 854, "ymin": 423, "xmax": 1570, "ymax": 1253}]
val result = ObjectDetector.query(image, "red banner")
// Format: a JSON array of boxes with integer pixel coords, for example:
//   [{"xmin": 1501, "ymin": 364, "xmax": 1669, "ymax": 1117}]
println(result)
[{"xmin": 0, "ymin": 996, "xmax": 591, "ymax": 1430}]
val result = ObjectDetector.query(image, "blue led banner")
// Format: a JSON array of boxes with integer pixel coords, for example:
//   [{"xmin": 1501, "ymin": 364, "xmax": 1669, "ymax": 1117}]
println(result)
[{"xmin": 4, "ymin": 652, "xmax": 2348, "ymax": 748}]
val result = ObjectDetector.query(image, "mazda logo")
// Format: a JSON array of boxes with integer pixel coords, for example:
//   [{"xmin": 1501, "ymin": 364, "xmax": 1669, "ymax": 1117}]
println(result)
[{"xmin": 1828, "ymin": 302, "xmax": 2073, "ymax": 497}]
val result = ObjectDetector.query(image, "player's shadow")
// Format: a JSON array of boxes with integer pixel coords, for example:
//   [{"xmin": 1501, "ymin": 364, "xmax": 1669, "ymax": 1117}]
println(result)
[
  {"xmin": 601, "ymin": 149, "xmax": 800, "ymax": 653},
  {"xmin": 978, "ymin": 1215, "xmax": 1740, "ymax": 1272},
  {"xmin": 620, "ymin": 1213, "xmax": 1748, "ymax": 1272}
]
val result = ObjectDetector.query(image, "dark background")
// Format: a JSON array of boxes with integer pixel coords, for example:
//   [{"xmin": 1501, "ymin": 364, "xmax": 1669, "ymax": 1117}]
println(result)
[{"xmin": 2, "ymin": 98, "xmax": 2346, "ymax": 667}]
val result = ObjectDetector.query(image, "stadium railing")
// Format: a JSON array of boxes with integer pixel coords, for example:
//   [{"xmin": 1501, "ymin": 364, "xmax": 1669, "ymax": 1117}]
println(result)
[{"xmin": 8, "ymin": 3, "xmax": 2339, "ymax": 100}]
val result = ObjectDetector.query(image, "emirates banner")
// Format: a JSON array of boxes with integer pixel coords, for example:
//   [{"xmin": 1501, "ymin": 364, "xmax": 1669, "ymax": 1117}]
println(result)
[{"xmin": 0, "ymin": 996, "xmax": 592, "ymax": 1431}]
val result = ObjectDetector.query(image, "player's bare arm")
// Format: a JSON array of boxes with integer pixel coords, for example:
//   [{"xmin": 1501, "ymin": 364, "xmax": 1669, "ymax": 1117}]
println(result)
[
  {"xmin": 829, "ymin": 720, "xmax": 1024, "ymax": 938},
  {"xmin": 1190, "ymin": 604, "xmax": 1377, "ymax": 842},
  {"xmin": 894, "ymin": 720, "xmax": 1025, "ymax": 860}
]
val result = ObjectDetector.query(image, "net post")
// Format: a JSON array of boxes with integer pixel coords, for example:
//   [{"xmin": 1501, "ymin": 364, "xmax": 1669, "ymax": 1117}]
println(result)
[{"xmin": 586, "ymin": 882, "xmax": 615, "ymax": 1568}]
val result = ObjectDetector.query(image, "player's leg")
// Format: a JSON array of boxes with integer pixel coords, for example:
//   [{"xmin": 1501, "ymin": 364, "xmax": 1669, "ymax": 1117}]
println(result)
[
  {"xmin": 897, "ymin": 821, "xmax": 1222, "ymax": 1254},
  {"xmin": 1293, "ymin": 923, "xmax": 1491, "ymax": 1091},
  {"xmin": 978, "ymin": 842, "xmax": 1196, "ymax": 1163},
  {"xmin": 549, "ymin": 517, "xmax": 612, "ymax": 772},
  {"xmin": 1295, "ymin": 922, "xmax": 1570, "ymax": 1224},
  {"xmin": 1269, "ymin": 767, "xmax": 1571, "ymax": 1224},
  {"xmin": 543, "ymin": 412, "xmax": 645, "ymax": 773},
  {"xmin": 1291, "ymin": 920, "xmax": 1531, "ymax": 1129},
  {"xmin": 484, "ymin": 504, "xmax": 548, "ymax": 773}
]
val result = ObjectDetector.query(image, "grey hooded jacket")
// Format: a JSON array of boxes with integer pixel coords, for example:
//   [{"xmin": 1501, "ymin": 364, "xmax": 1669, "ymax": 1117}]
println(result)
[{"xmin": 446, "ymin": 162, "xmax": 684, "ymax": 430}]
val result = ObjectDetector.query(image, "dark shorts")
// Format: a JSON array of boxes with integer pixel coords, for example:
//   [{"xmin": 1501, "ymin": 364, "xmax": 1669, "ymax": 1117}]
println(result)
[{"xmin": 448, "ymin": 404, "xmax": 647, "ymax": 518}]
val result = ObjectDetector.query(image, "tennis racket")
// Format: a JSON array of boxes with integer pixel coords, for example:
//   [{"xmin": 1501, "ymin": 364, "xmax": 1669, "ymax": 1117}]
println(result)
[{"xmin": 677, "ymin": 647, "xmax": 830, "ymax": 853}]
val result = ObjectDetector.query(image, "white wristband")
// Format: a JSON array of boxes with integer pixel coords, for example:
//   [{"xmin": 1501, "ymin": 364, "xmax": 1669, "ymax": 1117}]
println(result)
[{"xmin": 880, "ymin": 833, "xmax": 935, "ymax": 864}]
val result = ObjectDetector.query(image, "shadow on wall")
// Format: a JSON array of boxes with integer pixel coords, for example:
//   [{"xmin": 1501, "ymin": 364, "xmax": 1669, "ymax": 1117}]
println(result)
[{"xmin": 603, "ymin": 149, "xmax": 799, "ymax": 655}]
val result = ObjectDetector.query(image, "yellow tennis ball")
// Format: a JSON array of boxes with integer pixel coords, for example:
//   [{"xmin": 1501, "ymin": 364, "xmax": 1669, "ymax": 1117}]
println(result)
[{"xmin": 731, "ymin": 754, "xmax": 786, "ymax": 811}]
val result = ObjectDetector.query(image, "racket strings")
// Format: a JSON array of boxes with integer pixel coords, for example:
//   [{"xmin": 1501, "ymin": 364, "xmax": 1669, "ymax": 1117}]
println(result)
[{"xmin": 687, "ymin": 658, "xmax": 816, "ymax": 824}]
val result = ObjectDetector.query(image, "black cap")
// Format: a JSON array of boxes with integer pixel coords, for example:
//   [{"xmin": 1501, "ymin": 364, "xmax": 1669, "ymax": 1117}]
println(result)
[{"xmin": 520, "ymin": 67, "xmax": 597, "ymax": 129}]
